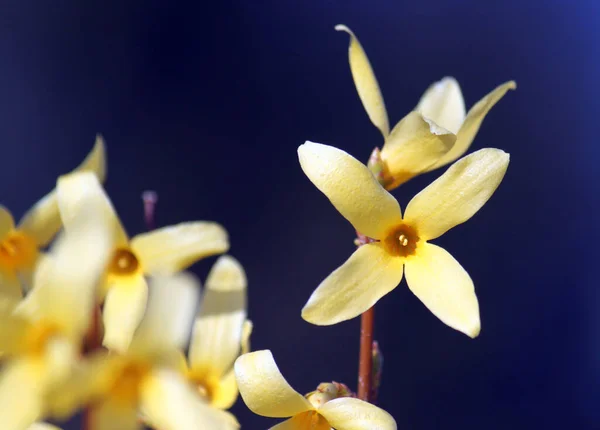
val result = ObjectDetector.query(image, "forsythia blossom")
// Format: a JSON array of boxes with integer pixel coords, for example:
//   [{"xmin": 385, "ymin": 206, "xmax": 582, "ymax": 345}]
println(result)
[
  {"xmin": 55, "ymin": 171, "xmax": 229, "ymax": 353},
  {"xmin": 336, "ymin": 24, "xmax": 515, "ymax": 189},
  {"xmin": 298, "ymin": 142, "xmax": 509, "ymax": 337},
  {"xmin": 235, "ymin": 350, "xmax": 397, "ymax": 430},
  {"xmin": 0, "ymin": 137, "xmax": 105, "ymax": 298}
]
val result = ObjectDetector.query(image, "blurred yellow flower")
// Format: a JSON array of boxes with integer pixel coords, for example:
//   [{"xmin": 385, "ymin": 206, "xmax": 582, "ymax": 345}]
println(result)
[
  {"xmin": 336, "ymin": 25, "xmax": 515, "ymax": 189},
  {"xmin": 298, "ymin": 142, "xmax": 509, "ymax": 337},
  {"xmin": 235, "ymin": 350, "xmax": 397, "ymax": 430},
  {"xmin": 56, "ymin": 171, "xmax": 230, "ymax": 353},
  {"xmin": 0, "ymin": 137, "xmax": 105, "ymax": 298},
  {"xmin": 51, "ymin": 273, "xmax": 239, "ymax": 430},
  {"xmin": 0, "ymin": 193, "xmax": 113, "ymax": 429},
  {"xmin": 184, "ymin": 255, "xmax": 252, "ymax": 410}
]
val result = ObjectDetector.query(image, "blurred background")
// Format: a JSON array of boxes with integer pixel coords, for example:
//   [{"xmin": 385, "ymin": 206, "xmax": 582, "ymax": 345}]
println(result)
[{"xmin": 1, "ymin": 0, "xmax": 597, "ymax": 429}]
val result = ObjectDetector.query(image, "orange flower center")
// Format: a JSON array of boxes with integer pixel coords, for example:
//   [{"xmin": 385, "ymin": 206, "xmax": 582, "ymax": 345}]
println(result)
[
  {"xmin": 110, "ymin": 361, "xmax": 150, "ymax": 405},
  {"xmin": 108, "ymin": 248, "xmax": 140, "ymax": 276},
  {"xmin": 25, "ymin": 322, "xmax": 60, "ymax": 356},
  {"xmin": 383, "ymin": 224, "xmax": 420, "ymax": 257},
  {"xmin": 0, "ymin": 231, "xmax": 38, "ymax": 271},
  {"xmin": 188, "ymin": 373, "xmax": 215, "ymax": 403},
  {"xmin": 291, "ymin": 411, "xmax": 330, "ymax": 430}
]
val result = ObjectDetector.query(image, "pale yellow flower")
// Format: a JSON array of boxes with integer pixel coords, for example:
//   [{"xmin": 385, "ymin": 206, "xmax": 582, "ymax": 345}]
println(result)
[
  {"xmin": 28, "ymin": 424, "xmax": 62, "ymax": 430},
  {"xmin": 0, "ymin": 193, "xmax": 113, "ymax": 430},
  {"xmin": 56, "ymin": 171, "xmax": 229, "ymax": 353},
  {"xmin": 336, "ymin": 25, "xmax": 514, "ymax": 189},
  {"xmin": 235, "ymin": 350, "xmax": 397, "ymax": 430},
  {"xmin": 0, "ymin": 137, "xmax": 105, "ymax": 298},
  {"xmin": 50, "ymin": 273, "xmax": 239, "ymax": 430},
  {"xmin": 185, "ymin": 255, "xmax": 252, "ymax": 410},
  {"xmin": 298, "ymin": 142, "xmax": 509, "ymax": 337}
]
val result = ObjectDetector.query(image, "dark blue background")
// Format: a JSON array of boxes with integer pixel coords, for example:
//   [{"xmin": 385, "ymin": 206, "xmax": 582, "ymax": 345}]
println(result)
[{"xmin": 1, "ymin": 1, "xmax": 597, "ymax": 429}]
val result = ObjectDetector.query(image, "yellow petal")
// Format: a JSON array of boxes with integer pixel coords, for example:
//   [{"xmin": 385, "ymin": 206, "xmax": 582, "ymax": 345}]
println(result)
[
  {"xmin": 28, "ymin": 423, "xmax": 63, "ymax": 430},
  {"xmin": 211, "ymin": 369, "xmax": 239, "ymax": 410},
  {"xmin": 91, "ymin": 398, "xmax": 140, "ymax": 430},
  {"xmin": 141, "ymin": 369, "xmax": 240, "ymax": 430},
  {"xmin": 319, "ymin": 397, "xmax": 397, "ymax": 430},
  {"xmin": 298, "ymin": 142, "xmax": 402, "ymax": 239},
  {"xmin": 0, "ymin": 358, "xmax": 46, "ymax": 430},
  {"xmin": 131, "ymin": 222, "xmax": 229, "ymax": 274},
  {"xmin": 22, "ymin": 203, "xmax": 114, "ymax": 339},
  {"xmin": 56, "ymin": 171, "xmax": 128, "ymax": 247},
  {"xmin": 426, "ymin": 81, "xmax": 516, "ymax": 171},
  {"xmin": 416, "ymin": 77, "xmax": 466, "ymax": 134},
  {"xmin": 234, "ymin": 350, "xmax": 312, "ymax": 418},
  {"xmin": 0, "ymin": 311, "xmax": 31, "ymax": 355},
  {"xmin": 18, "ymin": 137, "xmax": 107, "ymax": 246},
  {"xmin": 380, "ymin": 112, "xmax": 456, "ymax": 189},
  {"xmin": 335, "ymin": 25, "xmax": 389, "ymax": 137},
  {"xmin": 189, "ymin": 255, "xmax": 247, "ymax": 378},
  {"xmin": 0, "ymin": 206, "xmax": 15, "ymax": 237},
  {"xmin": 302, "ymin": 243, "xmax": 403, "ymax": 326},
  {"xmin": 0, "ymin": 269, "xmax": 23, "ymax": 300},
  {"xmin": 241, "ymin": 320, "xmax": 252, "ymax": 355},
  {"xmin": 268, "ymin": 418, "xmax": 304, "ymax": 430},
  {"xmin": 272, "ymin": 413, "xmax": 330, "ymax": 430},
  {"xmin": 404, "ymin": 148, "xmax": 509, "ymax": 240},
  {"xmin": 405, "ymin": 243, "xmax": 480, "ymax": 338},
  {"xmin": 129, "ymin": 273, "xmax": 200, "ymax": 358},
  {"xmin": 102, "ymin": 274, "xmax": 148, "ymax": 354}
]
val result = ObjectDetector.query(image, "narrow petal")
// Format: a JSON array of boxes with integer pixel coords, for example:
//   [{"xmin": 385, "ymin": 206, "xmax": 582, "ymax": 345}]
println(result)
[
  {"xmin": 319, "ymin": 397, "xmax": 397, "ymax": 430},
  {"xmin": 302, "ymin": 243, "xmax": 403, "ymax": 326},
  {"xmin": 426, "ymin": 81, "xmax": 516, "ymax": 170},
  {"xmin": 56, "ymin": 171, "xmax": 128, "ymax": 247},
  {"xmin": 335, "ymin": 25, "xmax": 389, "ymax": 137},
  {"xmin": 141, "ymin": 369, "xmax": 240, "ymax": 430},
  {"xmin": 0, "ymin": 206, "xmax": 15, "ymax": 237},
  {"xmin": 0, "ymin": 269, "xmax": 23, "ymax": 300},
  {"xmin": 91, "ymin": 398, "xmax": 141, "ymax": 430},
  {"xmin": 404, "ymin": 148, "xmax": 509, "ymax": 240},
  {"xmin": 380, "ymin": 112, "xmax": 456, "ymax": 189},
  {"xmin": 129, "ymin": 273, "xmax": 200, "ymax": 357},
  {"xmin": 102, "ymin": 275, "xmax": 148, "ymax": 354},
  {"xmin": 28, "ymin": 424, "xmax": 63, "ymax": 430},
  {"xmin": 211, "ymin": 369, "xmax": 240, "ymax": 410},
  {"xmin": 131, "ymin": 222, "xmax": 229, "ymax": 275},
  {"xmin": 405, "ymin": 243, "xmax": 480, "ymax": 338},
  {"xmin": 416, "ymin": 77, "xmax": 466, "ymax": 134},
  {"xmin": 18, "ymin": 137, "xmax": 107, "ymax": 246},
  {"xmin": 234, "ymin": 350, "xmax": 312, "ymax": 418},
  {"xmin": 0, "ymin": 311, "xmax": 31, "ymax": 355},
  {"xmin": 298, "ymin": 142, "xmax": 402, "ymax": 239},
  {"xmin": 0, "ymin": 358, "xmax": 46, "ymax": 430},
  {"xmin": 189, "ymin": 255, "xmax": 247, "ymax": 378}
]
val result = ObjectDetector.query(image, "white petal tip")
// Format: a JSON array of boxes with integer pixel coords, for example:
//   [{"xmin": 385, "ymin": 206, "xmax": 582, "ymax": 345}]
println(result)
[
  {"xmin": 334, "ymin": 24, "xmax": 351, "ymax": 34},
  {"xmin": 466, "ymin": 323, "xmax": 481, "ymax": 339},
  {"xmin": 506, "ymin": 80, "xmax": 517, "ymax": 90}
]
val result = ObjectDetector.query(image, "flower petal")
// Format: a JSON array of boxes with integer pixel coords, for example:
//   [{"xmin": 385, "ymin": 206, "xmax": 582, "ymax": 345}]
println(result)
[
  {"xmin": 0, "ymin": 311, "xmax": 31, "ymax": 355},
  {"xmin": 319, "ymin": 397, "xmax": 397, "ymax": 430},
  {"xmin": 426, "ymin": 81, "xmax": 516, "ymax": 171},
  {"xmin": 211, "ymin": 369, "xmax": 240, "ymax": 410},
  {"xmin": 272, "ymin": 413, "xmax": 330, "ymax": 430},
  {"xmin": 141, "ymin": 369, "xmax": 240, "ymax": 430},
  {"xmin": 28, "ymin": 423, "xmax": 63, "ymax": 430},
  {"xmin": 268, "ymin": 418, "xmax": 304, "ymax": 430},
  {"xmin": 0, "ymin": 358, "xmax": 46, "ymax": 430},
  {"xmin": 335, "ymin": 25, "xmax": 389, "ymax": 137},
  {"xmin": 404, "ymin": 148, "xmax": 509, "ymax": 240},
  {"xmin": 380, "ymin": 111, "xmax": 456, "ymax": 189},
  {"xmin": 0, "ymin": 206, "xmax": 15, "ymax": 238},
  {"xmin": 18, "ymin": 136, "xmax": 107, "ymax": 246},
  {"xmin": 298, "ymin": 142, "xmax": 402, "ymax": 239},
  {"xmin": 0, "ymin": 269, "xmax": 23, "ymax": 300},
  {"xmin": 131, "ymin": 222, "xmax": 229, "ymax": 275},
  {"xmin": 102, "ymin": 274, "xmax": 148, "ymax": 354},
  {"xmin": 405, "ymin": 243, "xmax": 480, "ymax": 338},
  {"xmin": 129, "ymin": 272, "xmax": 200, "ymax": 357},
  {"xmin": 189, "ymin": 255, "xmax": 247, "ymax": 379},
  {"xmin": 91, "ymin": 398, "xmax": 141, "ymax": 430},
  {"xmin": 302, "ymin": 243, "xmax": 403, "ymax": 326},
  {"xmin": 56, "ymin": 171, "xmax": 128, "ymax": 247},
  {"xmin": 234, "ymin": 350, "xmax": 312, "ymax": 418},
  {"xmin": 416, "ymin": 77, "xmax": 466, "ymax": 134}
]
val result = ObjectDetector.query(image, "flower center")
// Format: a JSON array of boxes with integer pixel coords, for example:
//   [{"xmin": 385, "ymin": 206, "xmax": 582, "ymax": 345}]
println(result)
[
  {"xmin": 111, "ymin": 361, "xmax": 150, "ymax": 405},
  {"xmin": 0, "ymin": 231, "xmax": 38, "ymax": 271},
  {"xmin": 383, "ymin": 224, "xmax": 419, "ymax": 257},
  {"xmin": 188, "ymin": 373, "xmax": 215, "ymax": 403},
  {"xmin": 291, "ymin": 411, "xmax": 330, "ymax": 430},
  {"xmin": 25, "ymin": 322, "xmax": 59, "ymax": 356},
  {"xmin": 108, "ymin": 248, "xmax": 140, "ymax": 276}
]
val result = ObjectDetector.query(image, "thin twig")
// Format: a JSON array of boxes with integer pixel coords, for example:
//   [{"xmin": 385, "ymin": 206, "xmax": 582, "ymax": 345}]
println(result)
[{"xmin": 357, "ymin": 306, "xmax": 375, "ymax": 401}]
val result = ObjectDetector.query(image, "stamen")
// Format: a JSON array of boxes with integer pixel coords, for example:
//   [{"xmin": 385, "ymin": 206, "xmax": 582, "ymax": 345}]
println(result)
[{"xmin": 398, "ymin": 234, "xmax": 408, "ymax": 246}]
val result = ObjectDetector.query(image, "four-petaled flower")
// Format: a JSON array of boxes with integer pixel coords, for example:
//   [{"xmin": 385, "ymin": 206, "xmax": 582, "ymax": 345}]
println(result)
[
  {"xmin": 336, "ymin": 25, "xmax": 515, "ymax": 189},
  {"xmin": 235, "ymin": 350, "xmax": 397, "ymax": 430},
  {"xmin": 298, "ymin": 142, "xmax": 509, "ymax": 337}
]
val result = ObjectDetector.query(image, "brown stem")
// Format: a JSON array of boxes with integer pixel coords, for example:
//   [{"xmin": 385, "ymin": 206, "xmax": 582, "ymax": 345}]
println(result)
[{"xmin": 357, "ymin": 306, "xmax": 375, "ymax": 401}]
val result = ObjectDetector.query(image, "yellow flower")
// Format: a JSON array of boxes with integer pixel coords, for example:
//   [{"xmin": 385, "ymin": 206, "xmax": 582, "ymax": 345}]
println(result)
[
  {"xmin": 235, "ymin": 350, "xmax": 397, "ymax": 430},
  {"xmin": 56, "ymin": 171, "xmax": 230, "ymax": 353},
  {"xmin": 50, "ymin": 273, "xmax": 239, "ymax": 430},
  {"xmin": 185, "ymin": 255, "xmax": 252, "ymax": 410},
  {"xmin": 336, "ymin": 25, "xmax": 515, "ymax": 189},
  {"xmin": 0, "ymin": 137, "xmax": 105, "ymax": 298},
  {"xmin": 298, "ymin": 142, "xmax": 509, "ymax": 337},
  {"xmin": 0, "ymin": 193, "xmax": 113, "ymax": 430}
]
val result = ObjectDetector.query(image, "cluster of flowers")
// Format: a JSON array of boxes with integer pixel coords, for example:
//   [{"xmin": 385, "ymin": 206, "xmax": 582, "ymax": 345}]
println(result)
[{"xmin": 0, "ymin": 25, "xmax": 513, "ymax": 430}]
